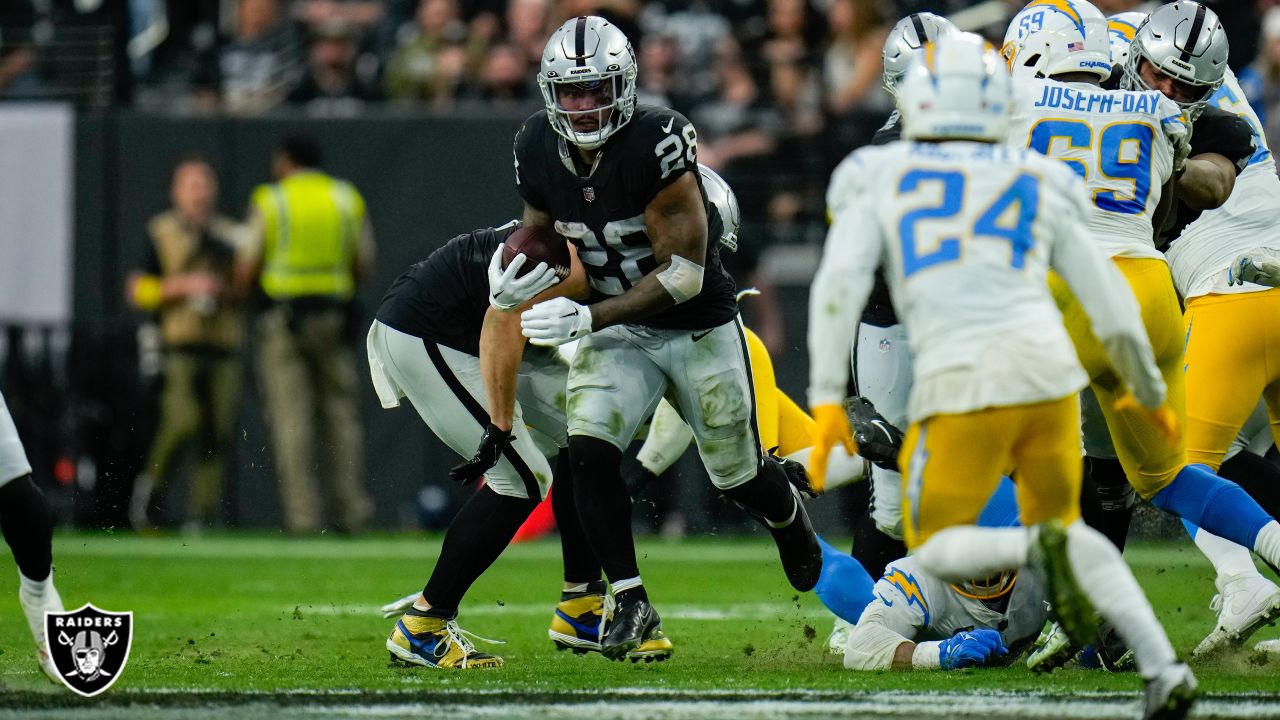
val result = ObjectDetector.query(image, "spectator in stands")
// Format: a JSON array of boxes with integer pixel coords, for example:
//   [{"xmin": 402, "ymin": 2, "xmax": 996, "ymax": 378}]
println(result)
[
  {"xmin": 636, "ymin": 31, "xmax": 677, "ymax": 108},
  {"xmin": 288, "ymin": 20, "xmax": 383, "ymax": 114},
  {"xmin": 220, "ymin": 0, "xmax": 303, "ymax": 114},
  {"xmin": 292, "ymin": 0, "xmax": 385, "ymax": 35},
  {"xmin": 822, "ymin": 0, "xmax": 890, "ymax": 116},
  {"xmin": 1246, "ymin": 6, "xmax": 1280, "ymax": 137},
  {"xmin": 505, "ymin": 0, "xmax": 550, "ymax": 70},
  {"xmin": 127, "ymin": 156, "xmax": 245, "ymax": 533},
  {"xmin": 650, "ymin": 1, "xmax": 733, "ymax": 110},
  {"xmin": 458, "ymin": 42, "xmax": 538, "ymax": 110},
  {"xmin": 237, "ymin": 134, "xmax": 376, "ymax": 535},
  {"xmin": 383, "ymin": 0, "xmax": 477, "ymax": 107},
  {"xmin": 691, "ymin": 39, "xmax": 783, "ymax": 173},
  {"xmin": 0, "ymin": 2, "xmax": 42, "ymax": 99}
]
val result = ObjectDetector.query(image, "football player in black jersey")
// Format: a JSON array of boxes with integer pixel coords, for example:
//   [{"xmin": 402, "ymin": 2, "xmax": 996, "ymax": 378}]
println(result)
[
  {"xmin": 370, "ymin": 222, "xmax": 606, "ymax": 668},
  {"xmin": 508, "ymin": 15, "xmax": 822, "ymax": 661}
]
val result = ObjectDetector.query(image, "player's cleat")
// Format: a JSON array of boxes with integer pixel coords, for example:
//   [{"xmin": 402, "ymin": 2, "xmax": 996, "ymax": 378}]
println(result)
[
  {"xmin": 1142, "ymin": 662, "xmax": 1197, "ymax": 720},
  {"xmin": 827, "ymin": 617, "xmax": 854, "ymax": 656},
  {"xmin": 1026, "ymin": 621, "xmax": 1076, "ymax": 674},
  {"xmin": 1191, "ymin": 573, "xmax": 1280, "ymax": 659},
  {"xmin": 845, "ymin": 396, "xmax": 904, "ymax": 471},
  {"xmin": 381, "ymin": 592, "xmax": 419, "ymax": 619},
  {"xmin": 18, "ymin": 575, "xmax": 64, "ymax": 683},
  {"xmin": 767, "ymin": 485, "xmax": 824, "ymax": 592},
  {"xmin": 1095, "ymin": 619, "xmax": 1136, "ymax": 672},
  {"xmin": 600, "ymin": 595, "xmax": 672, "ymax": 662},
  {"xmin": 386, "ymin": 607, "xmax": 504, "ymax": 669},
  {"xmin": 1030, "ymin": 519, "xmax": 1096, "ymax": 652},
  {"xmin": 1254, "ymin": 638, "xmax": 1280, "ymax": 655},
  {"xmin": 549, "ymin": 580, "xmax": 606, "ymax": 654}
]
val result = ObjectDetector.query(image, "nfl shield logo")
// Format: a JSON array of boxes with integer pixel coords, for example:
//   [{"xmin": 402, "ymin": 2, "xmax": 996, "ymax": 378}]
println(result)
[
  {"xmin": 46, "ymin": 604, "xmax": 133, "ymax": 697},
  {"xmin": 583, "ymin": 186, "xmax": 596, "ymax": 202}
]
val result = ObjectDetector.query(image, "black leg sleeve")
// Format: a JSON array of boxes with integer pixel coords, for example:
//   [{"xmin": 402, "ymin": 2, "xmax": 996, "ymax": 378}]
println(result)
[
  {"xmin": 1085, "ymin": 456, "xmax": 1135, "ymax": 551},
  {"xmin": 1219, "ymin": 451, "xmax": 1280, "ymax": 519},
  {"xmin": 550, "ymin": 448, "xmax": 602, "ymax": 584},
  {"xmin": 0, "ymin": 475, "xmax": 53, "ymax": 582},
  {"xmin": 719, "ymin": 456, "xmax": 797, "ymax": 525},
  {"xmin": 421, "ymin": 485, "xmax": 538, "ymax": 615},
  {"xmin": 568, "ymin": 436, "xmax": 641, "ymax": 584}
]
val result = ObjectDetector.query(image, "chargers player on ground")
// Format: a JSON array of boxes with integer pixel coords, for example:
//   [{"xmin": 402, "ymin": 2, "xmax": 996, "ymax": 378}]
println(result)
[
  {"xmin": 1003, "ymin": 0, "xmax": 1280, "ymax": 653},
  {"xmin": 507, "ymin": 16, "xmax": 823, "ymax": 662},
  {"xmin": 808, "ymin": 33, "xmax": 1194, "ymax": 719},
  {"xmin": 0, "ymin": 388, "xmax": 65, "ymax": 682}
]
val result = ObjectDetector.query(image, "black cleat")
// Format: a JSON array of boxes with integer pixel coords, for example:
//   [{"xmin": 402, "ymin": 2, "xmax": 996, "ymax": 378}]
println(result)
[
  {"xmin": 845, "ymin": 396, "xmax": 904, "ymax": 471},
  {"xmin": 1096, "ymin": 620, "xmax": 1135, "ymax": 672},
  {"xmin": 768, "ymin": 486, "xmax": 823, "ymax": 592},
  {"xmin": 601, "ymin": 597, "xmax": 672, "ymax": 662},
  {"xmin": 771, "ymin": 449, "xmax": 819, "ymax": 498}
]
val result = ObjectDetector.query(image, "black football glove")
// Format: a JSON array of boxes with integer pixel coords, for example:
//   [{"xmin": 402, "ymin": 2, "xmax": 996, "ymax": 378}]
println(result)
[
  {"xmin": 845, "ymin": 396, "xmax": 904, "ymax": 472},
  {"xmin": 449, "ymin": 424, "xmax": 515, "ymax": 484}
]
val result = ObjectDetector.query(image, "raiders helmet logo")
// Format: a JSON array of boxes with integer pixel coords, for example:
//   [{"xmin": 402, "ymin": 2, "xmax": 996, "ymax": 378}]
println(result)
[
  {"xmin": 583, "ymin": 186, "xmax": 596, "ymax": 203},
  {"xmin": 45, "ymin": 604, "xmax": 133, "ymax": 697}
]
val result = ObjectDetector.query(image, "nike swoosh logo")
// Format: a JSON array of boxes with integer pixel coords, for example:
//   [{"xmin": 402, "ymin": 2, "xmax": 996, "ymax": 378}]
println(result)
[
  {"xmin": 876, "ymin": 592, "xmax": 894, "ymax": 607},
  {"xmin": 870, "ymin": 419, "xmax": 892, "ymax": 440},
  {"xmin": 691, "ymin": 329, "xmax": 713, "ymax": 342},
  {"xmin": 662, "ymin": 117, "xmax": 675, "ymax": 133},
  {"xmin": 560, "ymin": 311, "xmax": 578, "ymax": 319}
]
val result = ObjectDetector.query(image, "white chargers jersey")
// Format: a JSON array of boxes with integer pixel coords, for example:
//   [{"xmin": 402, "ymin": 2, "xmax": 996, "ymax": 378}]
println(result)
[
  {"xmin": 1167, "ymin": 68, "xmax": 1280, "ymax": 299},
  {"xmin": 843, "ymin": 557, "xmax": 1046, "ymax": 671},
  {"xmin": 1007, "ymin": 78, "xmax": 1187, "ymax": 262},
  {"xmin": 810, "ymin": 141, "xmax": 1146, "ymax": 422},
  {"xmin": 0, "ymin": 388, "xmax": 32, "ymax": 487}
]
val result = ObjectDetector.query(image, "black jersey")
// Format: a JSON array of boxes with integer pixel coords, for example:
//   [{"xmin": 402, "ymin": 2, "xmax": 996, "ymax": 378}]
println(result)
[
  {"xmin": 375, "ymin": 224, "xmax": 518, "ymax": 356},
  {"xmin": 1158, "ymin": 105, "xmax": 1256, "ymax": 248},
  {"xmin": 514, "ymin": 105, "xmax": 738, "ymax": 330},
  {"xmin": 860, "ymin": 110, "xmax": 902, "ymax": 328}
]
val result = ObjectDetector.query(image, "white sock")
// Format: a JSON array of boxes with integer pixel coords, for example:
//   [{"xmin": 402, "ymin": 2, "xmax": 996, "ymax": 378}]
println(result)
[
  {"xmin": 18, "ymin": 569, "xmax": 53, "ymax": 597},
  {"xmin": 611, "ymin": 576, "xmax": 643, "ymax": 594},
  {"xmin": 1193, "ymin": 529, "xmax": 1260, "ymax": 584},
  {"xmin": 1252, "ymin": 521, "xmax": 1280, "ymax": 569},
  {"xmin": 787, "ymin": 447, "xmax": 870, "ymax": 491},
  {"xmin": 1065, "ymin": 521, "xmax": 1176, "ymax": 679},
  {"xmin": 913, "ymin": 526, "xmax": 1028, "ymax": 582},
  {"xmin": 563, "ymin": 582, "xmax": 589, "ymax": 594}
]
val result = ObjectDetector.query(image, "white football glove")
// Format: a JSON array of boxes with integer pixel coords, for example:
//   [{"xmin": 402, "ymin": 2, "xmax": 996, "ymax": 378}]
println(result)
[
  {"xmin": 1229, "ymin": 248, "xmax": 1280, "ymax": 287},
  {"xmin": 488, "ymin": 247, "xmax": 561, "ymax": 311},
  {"xmin": 521, "ymin": 296, "xmax": 593, "ymax": 346},
  {"xmin": 381, "ymin": 592, "xmax": 419, "ymax": 619}
]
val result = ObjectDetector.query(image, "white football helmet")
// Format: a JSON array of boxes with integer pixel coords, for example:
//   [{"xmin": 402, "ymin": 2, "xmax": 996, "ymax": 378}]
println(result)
[
  {"xmin": 537, "ymin": 16, "xmax": 638, "ymax": 151},
  {"xmin": 698, "ymin": 164, "xmax": 741, "ymax": 252},
  {"xmin": 882, "ymin": 12, "xmax": 957, "ymax": 97},
  {"xmin": 1002, "ymin": 0, "xmax": 1112, "ymax": 82},
  {"xmin": 1107, "ymin": 11, "xmax": 1147, "ymax": 69},
  {"xmin": 898, "ymin": 32, "xmax": 1012, "ymax": 143}
]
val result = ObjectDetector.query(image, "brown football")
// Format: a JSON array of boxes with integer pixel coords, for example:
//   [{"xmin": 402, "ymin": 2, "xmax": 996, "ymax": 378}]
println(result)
[{"xmin": 501, "ymin": 225, "xmax": 571, "ymax": 280}]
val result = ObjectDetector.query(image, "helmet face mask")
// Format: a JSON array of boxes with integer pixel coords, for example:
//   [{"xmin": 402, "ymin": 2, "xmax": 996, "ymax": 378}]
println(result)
[
  {"xmin": 953, "ymin": 571, "xmax": 1017, "ymax": 602},
  {"xmin": 1120, "ymin": 1, "xmax": 1227, "ymax": 120},
  {"xmin": 538, "ymin": 16, "xmax": 638, "ymax": 151},
  {"xmin": 882, "ymin": 12, "xmax": 956, "ymax": 97}
]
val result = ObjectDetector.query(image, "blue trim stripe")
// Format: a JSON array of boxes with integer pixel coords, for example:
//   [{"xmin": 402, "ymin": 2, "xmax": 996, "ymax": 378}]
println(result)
[{"xmin": 555, "ymin": 609, "xmax": 601, "ymax": 638}]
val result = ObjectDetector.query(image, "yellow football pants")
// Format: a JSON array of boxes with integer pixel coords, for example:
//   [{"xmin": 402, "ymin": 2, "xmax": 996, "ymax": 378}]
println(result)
[
  {"xmin": 900, "ymin": 395, "xmax": 1082, "ymax": 548},
  {"xmin": 1184, "ymin": 289, "xmax": 1280, "ymax": 470},
  {"xmin": 1051, "ymin": 257, "xmax": 1187, "ymax": 498},
  {"xmin": 743, "ymin": 325, "xmax": 816, "ymax": 456}
]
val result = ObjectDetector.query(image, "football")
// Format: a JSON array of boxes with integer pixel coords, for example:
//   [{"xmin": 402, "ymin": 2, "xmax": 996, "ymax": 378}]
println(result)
[{"xmin": 501, "ymin": 225, "xmax": 571, "ymax": 281}]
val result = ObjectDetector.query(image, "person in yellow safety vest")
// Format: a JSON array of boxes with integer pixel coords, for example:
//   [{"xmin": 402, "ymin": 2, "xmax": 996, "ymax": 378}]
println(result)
[{"xmin": 237, "ymin": 133, "xmax": 376, "ymax": 533}]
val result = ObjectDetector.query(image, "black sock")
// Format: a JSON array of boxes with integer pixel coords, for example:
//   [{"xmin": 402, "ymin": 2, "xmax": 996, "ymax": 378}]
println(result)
[
  {"xmin": 0, "ymin": 475, "xmax": 53, "ymax": 581},
  {"xmin": 550, "ymin": 449, "xmax": 602, "ymax": 584},
  {"xmin": 616, "ymin": 586, "xmax": 648, "ymax": 604},
  {"xmin": 720, "ymin": 456, "xmax": 796, "ymax": 526},
  {"xmin": 1078, "ymin": 460, "xmax": 1107, "ymax": 536},
  {"xmin": 1085, "ymin": 456, "xmax": 1134, "ymax": 551},
  {"xmin": 850, "ymin": 509, "xmax": 905, "ymax": 580},
  {"xmin": 568, "ymin": 436, "xmax": 641, "ymax": 583},
  {"xmin": 1219, "ymin": 451, "xmax": 1280, "ymax": 518},
  {"xmin": 421, "ymin": 486, "xmax": 538, "ymax": 615}
]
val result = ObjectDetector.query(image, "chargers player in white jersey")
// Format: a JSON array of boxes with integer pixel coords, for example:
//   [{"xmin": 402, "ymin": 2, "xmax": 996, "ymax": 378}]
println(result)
[
  {"xmin": 808, "ymin": 33, "xmax": 1194, "ymax": 718},
  {"xmin": 1003, "ymin": 1, "xmax": 1280, "ymax": 642},
  {"xmin": 1113, "ymin": 5, "xmax": 1280, "ymax": 658}
]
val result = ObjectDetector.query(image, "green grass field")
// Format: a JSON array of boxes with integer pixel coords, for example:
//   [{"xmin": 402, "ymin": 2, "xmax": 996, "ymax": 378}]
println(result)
[{"xmin": 2, "ymin": 532, "xmax": 1279, "ymax": 718}]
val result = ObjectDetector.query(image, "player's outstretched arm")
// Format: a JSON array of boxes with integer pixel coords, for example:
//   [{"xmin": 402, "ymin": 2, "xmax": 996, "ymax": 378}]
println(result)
[{"xmin": 586, "ymin": 171, "xmax": 709, "ymax": 330}]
